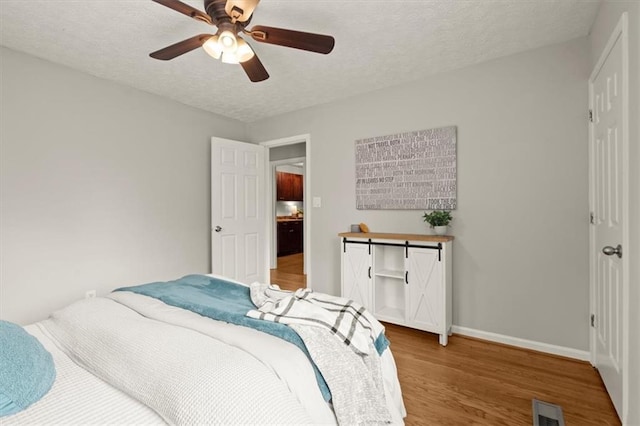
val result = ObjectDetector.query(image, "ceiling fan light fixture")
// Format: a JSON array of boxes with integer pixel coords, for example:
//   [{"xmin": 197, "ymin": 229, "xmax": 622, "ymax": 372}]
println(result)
[
  {"xmin": 204, "ymin": 34, "xmax": 253, "ymax": 64},
  {"xmin": 219, "ymin": 30, "xmax": 237, "ymax": 53},
  {"xmin": 203, "ymin": 35, "xmax": 222, "ymax": 59},
  {"xmin": 236, "ymin": 38, "xmax": 255, "ymax": 63},
  {"xmin": 220, "ymin": 52, "xmax": 240, "ymax": 64}
]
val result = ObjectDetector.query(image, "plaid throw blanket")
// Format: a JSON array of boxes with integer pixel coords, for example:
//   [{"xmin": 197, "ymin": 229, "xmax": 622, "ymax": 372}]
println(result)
[{"xmin": 247, "ymin": 283, "xmax": 385, "ymax": 356}]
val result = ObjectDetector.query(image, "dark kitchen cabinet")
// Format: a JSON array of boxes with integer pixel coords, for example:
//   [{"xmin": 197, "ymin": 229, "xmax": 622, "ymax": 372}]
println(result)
[
  {"xmin": 276, "ymin": 172, "xmax": 303, "ymax": 201},
  {"xmin": 277, "ymin": 220, "xmax": 303, "ymax": 256}
]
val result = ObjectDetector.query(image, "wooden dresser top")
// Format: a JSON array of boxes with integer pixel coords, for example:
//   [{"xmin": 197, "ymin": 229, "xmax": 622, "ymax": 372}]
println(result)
[{"xmin": 338, "ymin": 232, "xmax": 453, "ymax": 242}]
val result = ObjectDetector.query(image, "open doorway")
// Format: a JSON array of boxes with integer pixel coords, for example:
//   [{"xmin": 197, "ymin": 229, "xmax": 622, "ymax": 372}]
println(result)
[
  {"xmin": 260, "ymin": 135, "xmax": 311, "ymax": 292},
  {"xmin": 272, "ymin": 160, "xmax": 305, "ymax": 290}
]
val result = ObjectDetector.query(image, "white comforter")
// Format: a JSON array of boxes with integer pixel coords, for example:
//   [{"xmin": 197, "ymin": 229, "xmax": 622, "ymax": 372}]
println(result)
[
  {"xmin": 108, "ymin": 290, "xmax": 337, "ymax": 423},
  {"xmin": 38, "ymin": 296, "xmax": 316, "ymax": 425}
]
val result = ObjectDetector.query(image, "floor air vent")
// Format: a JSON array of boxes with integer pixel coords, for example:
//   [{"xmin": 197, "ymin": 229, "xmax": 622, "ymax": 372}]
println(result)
[{"xmin": 532, "ymin": 399, "xmax": 565, "ymax": 426}]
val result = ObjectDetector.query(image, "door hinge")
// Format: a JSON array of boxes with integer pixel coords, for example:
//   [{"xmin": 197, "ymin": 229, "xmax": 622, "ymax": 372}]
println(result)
[
  {"xmin": 590, "ymin": 212, "xmax": 595, "ymax": 224},
  {"xmin": 589, "ymin": 109, "xmax": 593, "ymax": 123},
  {"xmin": 591, "ymin": 314, "xmax": 595, "ymax": 328}
]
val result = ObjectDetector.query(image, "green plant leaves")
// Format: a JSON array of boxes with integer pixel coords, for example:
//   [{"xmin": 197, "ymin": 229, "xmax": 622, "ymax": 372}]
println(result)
[{"xmin": 422, "ymin": 210, "xmax": 452, "ymax": 227}]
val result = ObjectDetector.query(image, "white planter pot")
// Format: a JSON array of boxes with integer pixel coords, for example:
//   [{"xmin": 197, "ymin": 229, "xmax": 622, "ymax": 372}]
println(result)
[{"xmin": 434, "ymin": 226, "xmax": 448, "ymax": 235}]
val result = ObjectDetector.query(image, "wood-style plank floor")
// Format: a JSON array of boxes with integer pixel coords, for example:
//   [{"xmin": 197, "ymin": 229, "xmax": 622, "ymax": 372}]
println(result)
[
  {"xmin": 270, "ymin": 253, "xmax": 306, "ymax": 291},
  {"xmin": 270, "ymin": 253, "xmax": 620, "ymax": 425},
  {"xmin": 386, "ymin": 325, "xmax": 619, "ymax": 425}
]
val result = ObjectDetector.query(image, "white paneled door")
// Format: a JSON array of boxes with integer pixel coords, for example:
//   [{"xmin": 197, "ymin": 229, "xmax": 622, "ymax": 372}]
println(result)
[
  {"xmin": 589, "ymin": 13, "xmax": 628, "ymax": 422},
  {"xmin": 211, "ymin": 137, "xmax": 265, "ymax": 284}
]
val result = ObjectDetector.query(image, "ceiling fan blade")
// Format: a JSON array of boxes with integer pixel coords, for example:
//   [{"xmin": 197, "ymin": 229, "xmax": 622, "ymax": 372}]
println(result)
[
  {"xmin": 225, "ymin": 0, "xmax": 260, "ymax": 23},
  {"xmin": 150, "ymin": 34, "xmax": 213, "ymax": 60},
  {"xmin": 249, "ymin": 25, "xmax": 335, "ymax": 54},
  {"xmin": 240, "ymin": 54, "xmax": 269, "ymax": 82},
  {"xmin": 152, "ymin": 0, "xmax": 212, "ymax": 24}
]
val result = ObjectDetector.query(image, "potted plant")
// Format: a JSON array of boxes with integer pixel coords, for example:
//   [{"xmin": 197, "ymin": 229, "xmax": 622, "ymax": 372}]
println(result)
[{"xmin": 422, "ymin": 210, "xmax": 453, "ymax": 235}]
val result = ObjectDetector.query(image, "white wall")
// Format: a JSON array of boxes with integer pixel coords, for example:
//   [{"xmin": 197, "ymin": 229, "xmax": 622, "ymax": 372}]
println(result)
[
  {"xmin": 269, "ymin": 143, "xmax": 306, "ymax": 162},
  {"xmin": 247, "ymin": 38, "xmax": 591, "ymax": 351},
  {"xmin": 277, "ymin": 164, "xmax": 304, "ymax": 175},
  {"xmin": 0, "ymin": 47, "xmax": 246, "ymax": 325},
  {"xmin": 589, "ymin": 2, "xmax": 640, "ymax": 424}
]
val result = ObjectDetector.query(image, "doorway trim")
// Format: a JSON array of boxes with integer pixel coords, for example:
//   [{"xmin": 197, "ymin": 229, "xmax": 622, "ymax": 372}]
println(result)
[
  {"xmin": 260, "ymin": 134, "xmax": 312, "ymax": 289},
  {"xmin": 588, "ymin": 11, "xmax": 629, "ymax": 423}
]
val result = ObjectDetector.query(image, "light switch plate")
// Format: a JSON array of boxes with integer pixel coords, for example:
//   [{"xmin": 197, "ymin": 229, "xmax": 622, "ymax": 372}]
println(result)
[{"xmin": 313, "ymin": 197, "xmax": 322, "ymax": 208}]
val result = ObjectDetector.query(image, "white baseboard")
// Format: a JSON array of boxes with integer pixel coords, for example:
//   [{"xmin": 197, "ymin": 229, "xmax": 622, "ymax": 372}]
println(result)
[{"xmin": 451, "ymin": 325, "xmax": 590, "ymax": 362}]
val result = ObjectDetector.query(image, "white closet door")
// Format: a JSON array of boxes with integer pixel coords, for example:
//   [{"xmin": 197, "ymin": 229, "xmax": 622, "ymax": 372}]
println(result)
[{"xmin": 589, "ymin": 14, "xmax": 628, "ymax": 420}]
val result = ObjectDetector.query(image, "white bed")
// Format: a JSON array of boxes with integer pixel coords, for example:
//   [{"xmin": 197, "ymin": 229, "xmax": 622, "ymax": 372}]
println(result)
[{"xmin": 2, "ymin": 276, "xmax": 407, "ymax": 425}]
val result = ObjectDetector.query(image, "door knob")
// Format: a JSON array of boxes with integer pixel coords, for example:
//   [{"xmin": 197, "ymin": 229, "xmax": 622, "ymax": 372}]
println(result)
[
  {"xmin": 214, "ymin": 226, "xmax": 222, "ymax": 233},
  {"xmin": 602, "ymin": 244, "xmax": 622, "ymax": 258}
]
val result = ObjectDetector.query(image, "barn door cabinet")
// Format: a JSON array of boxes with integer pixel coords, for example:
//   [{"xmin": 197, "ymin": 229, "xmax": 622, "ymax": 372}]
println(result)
[{"xmin": 339, "ymin": 232, "xmax": 453, "ymax": 346}]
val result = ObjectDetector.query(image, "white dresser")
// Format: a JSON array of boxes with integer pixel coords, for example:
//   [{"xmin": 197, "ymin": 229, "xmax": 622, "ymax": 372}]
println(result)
[{"xmin": 339, "ymin": 232, "xmax": 453, "ymax": 346}]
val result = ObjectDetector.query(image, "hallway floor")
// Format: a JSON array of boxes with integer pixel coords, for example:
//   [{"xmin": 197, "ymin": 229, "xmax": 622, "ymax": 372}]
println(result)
[{"xmin": 270, "ymin": 253, "xmax": 305, "ymax": 291}]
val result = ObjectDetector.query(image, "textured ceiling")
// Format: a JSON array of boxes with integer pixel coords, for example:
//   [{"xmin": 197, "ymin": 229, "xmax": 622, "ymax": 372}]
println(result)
[{"xmin": 0, "ymin": 0, "xmax": 601, "ymax": 122}]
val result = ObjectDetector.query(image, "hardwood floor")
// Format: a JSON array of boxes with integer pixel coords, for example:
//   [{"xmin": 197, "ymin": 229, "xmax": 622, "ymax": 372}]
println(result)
[
  {"xmin": 386, "ymin": 324, "xmax": 619, "ymax": 425},
  {"xmin": 270, "ymin": 253, "xmax": 306, "ymax": 291},
  {"xmin": 270, "ymin": 255, "xmax": 620, "ymax": 425}
]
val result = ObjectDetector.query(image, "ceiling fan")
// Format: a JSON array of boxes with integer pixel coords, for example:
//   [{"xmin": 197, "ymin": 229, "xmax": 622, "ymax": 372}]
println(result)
[{"xmin": 149, "ymin": 0, "xmax": 336, "ymax": 82}]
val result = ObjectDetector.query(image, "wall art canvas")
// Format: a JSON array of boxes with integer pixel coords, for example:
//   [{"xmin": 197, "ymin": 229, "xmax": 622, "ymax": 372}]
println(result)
[{"xmin": 355, "ymin": 126, "xmax": 457, "ymax": 210}]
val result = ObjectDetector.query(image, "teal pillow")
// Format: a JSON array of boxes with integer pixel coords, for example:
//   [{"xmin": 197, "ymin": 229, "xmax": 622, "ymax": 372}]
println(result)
[{"xmin": 0, "ymin": 321, "xmax": 56, "ymax": 417}]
